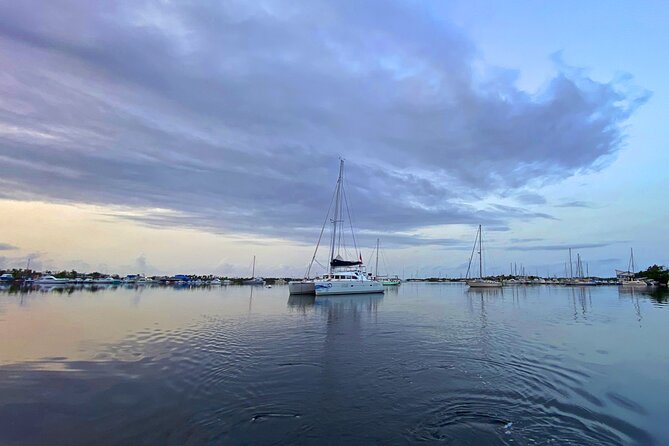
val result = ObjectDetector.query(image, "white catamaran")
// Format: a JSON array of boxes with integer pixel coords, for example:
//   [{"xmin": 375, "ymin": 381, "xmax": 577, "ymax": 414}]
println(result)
[
  {"xmin": 288, "ymin": 159, "xmax": 384, "ymax": 296},
  {"xmin": 466, "ymin": 225, "xmax": 502, "ymax": 288}
]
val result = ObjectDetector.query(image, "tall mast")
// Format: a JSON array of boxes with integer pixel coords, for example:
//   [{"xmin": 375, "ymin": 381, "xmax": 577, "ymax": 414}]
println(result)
[
  {"xmin": 329, "ymin": 159, "xmax": 344, "ymax": 273},
  {"xmin": 569, "ymin": 248, "xmax": 573, "ymax": 279},
  {"xmin": 630, "ymin": 248, "xmax": 635, "ymax": 274},
  {"xmin": 478, "ymin": 225, "xmax": 483, "ymax": 279},
  {"xmin": 252, "ymin": 255, "xmax": 256, "ymax": 278},
  {"xmin": 375, "ymin": 238, "xmax": 380, "ymax": 277}
]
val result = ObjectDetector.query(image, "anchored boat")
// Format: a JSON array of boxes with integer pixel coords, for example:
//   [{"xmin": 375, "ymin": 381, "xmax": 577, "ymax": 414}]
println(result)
[
  {"xmin": 465, "ymin": 225, "xmax": 502, "ymax": 288},
  {"xmin": 289, "ymin": 159, "xmax": 383, "ymax": 296}
]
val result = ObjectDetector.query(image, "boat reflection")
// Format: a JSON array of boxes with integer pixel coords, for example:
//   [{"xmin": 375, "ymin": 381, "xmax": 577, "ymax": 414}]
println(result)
[
  {"xmin": 315, "ymin": 293, "xmax": 383, "ymax": 313},
  {"xmin": 287, "ymin": 294, "xmax": 316, "ymax": 310},
  {"xmin": 466, "ymin": 287, "xmax": 504, "ymax": 297}
]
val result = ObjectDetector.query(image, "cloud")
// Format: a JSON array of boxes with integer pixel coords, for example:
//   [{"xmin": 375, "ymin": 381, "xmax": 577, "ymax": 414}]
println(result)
[
  {"xmin": 509, "ymin": 237, "xmax": 544, "ymax": 243},
  {"xmin": 0, "ymin": 243, "xmax": 17, "ymax": 251},
  {"xmin": 515, "ymin": 193, "xmax": 547, "ymax": 205},
  {"xmin": 505, "ymin": 242, "xmax": 614, "ymax": 251},
  {"xmin": 0, "ymin": 0, "xmax": 649, "ymax": 244},
  {"xmin": 554, "ymin": 200, "xmax": 594, "ymax": 208}
]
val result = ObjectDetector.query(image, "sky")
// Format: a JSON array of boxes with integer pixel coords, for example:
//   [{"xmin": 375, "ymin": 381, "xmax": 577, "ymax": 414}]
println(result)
[{"xmin": 0, "ymin": 0, "xmax": 667, "ymax": 278}]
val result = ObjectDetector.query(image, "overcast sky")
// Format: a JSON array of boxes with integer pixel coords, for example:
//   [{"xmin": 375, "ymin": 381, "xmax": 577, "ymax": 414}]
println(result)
[{"xmin": 1, "ymin": 0, "xmax": 667, "ymax": 277}]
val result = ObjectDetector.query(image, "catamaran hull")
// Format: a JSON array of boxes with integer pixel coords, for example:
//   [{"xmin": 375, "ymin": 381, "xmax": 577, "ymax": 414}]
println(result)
[
  {"xmin": 314, "ymin": 281, "xmax": 384, "ymax": 295},
  {"xmin": 288, "ymin": 281, "xmax": 315, "ymax": 295}
]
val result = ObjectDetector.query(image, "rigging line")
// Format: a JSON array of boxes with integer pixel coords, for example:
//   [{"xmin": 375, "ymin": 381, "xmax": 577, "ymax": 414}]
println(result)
[
  {"xmin": 341, "ymin": 180, "xmax": 359, "ymax": 258},
  {"xmin": 306, "ymin": 182, "xmax": 338, "ymax": 278},
  {"xmin": 465, "ymin": 227, "xmax": 478, "ymax": 279}
]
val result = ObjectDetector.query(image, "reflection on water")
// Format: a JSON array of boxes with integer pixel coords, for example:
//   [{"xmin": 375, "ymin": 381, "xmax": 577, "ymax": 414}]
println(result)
[{"xmin": 0, "ymin": 284, "xmax": 667, "ymax": 445}]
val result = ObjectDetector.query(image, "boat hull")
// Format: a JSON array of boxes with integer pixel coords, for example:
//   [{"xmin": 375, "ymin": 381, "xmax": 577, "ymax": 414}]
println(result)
[
  {"xmin": 621, "ymin": 281, "xmax": 648, "ymax": 287},
  {"xmin": 314, "ymin": 280, "xmax": 384, "ymax": 295},
  {"xmin": 381, "ymin": 280, "xmax": 401, "ymax": 286},
  {"xmin": 288, "ymin": 281, "xmax": 315, "ymax": 295},
  {"xmin": 467, "ymin": 280, "xmax": 503, "ymax": 288},
  {"xmin": 243, "ymin": 279, "xmax": 265, "ymax": 285}
]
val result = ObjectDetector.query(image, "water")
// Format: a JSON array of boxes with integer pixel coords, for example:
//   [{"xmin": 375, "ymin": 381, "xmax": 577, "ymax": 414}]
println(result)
[{"xmin": 0, "ymin": 283, "xmax": 667, "ymax": 445}]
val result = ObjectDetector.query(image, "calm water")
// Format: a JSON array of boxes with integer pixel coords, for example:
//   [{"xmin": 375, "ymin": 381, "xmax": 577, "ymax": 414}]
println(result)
[{"xmin": 0, "ymin": 283, "xmax": 667, "ymax": 445}]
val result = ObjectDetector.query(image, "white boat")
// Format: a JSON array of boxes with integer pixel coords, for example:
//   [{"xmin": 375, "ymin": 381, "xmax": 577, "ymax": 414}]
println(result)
[
  {"xmin": 314, "ymin": 268, "xmax": 383, "ymax": 295},
  {"xmin": 243, "ymin": 256, "xmax": 265, "ymax": 285},
  {"xmin": 617, "ymin": 248, "xmax": 649, "ymax": 287},
  {"xmin": 34, "ymin": 275, "xmax": 70, "ymax": 285},
  {"xmin": 313, "ymin": 160, "xmax": 383, "ymax": 296},
  {"xmin": 210, "ymin": 278, "xmax": 222, "ymax": 285},
  {"xmin": 467, "ymin": 278, "xmax": 503, "ymax": 288},
  {"xmin": 372, "ymin": 239, "xmax": 401, "ymax": 286},
  {"xmin": 465, "ymin": 225, "xmax": 502, "ymax": 288}
]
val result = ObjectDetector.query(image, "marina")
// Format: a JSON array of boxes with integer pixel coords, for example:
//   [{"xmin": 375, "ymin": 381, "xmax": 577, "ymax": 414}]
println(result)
[{"xmin": 0, "ymin": 1, "xmax": 667, "ymax": 444}]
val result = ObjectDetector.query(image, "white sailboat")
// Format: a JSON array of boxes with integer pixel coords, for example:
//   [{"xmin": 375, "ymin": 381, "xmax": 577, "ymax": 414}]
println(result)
[
  {"xmin": 618, "ymin": 248, "xmax": 648, "ymax": 287},
  {"xmin": 373, "ymin": 238, "xmax": 401, "ymax": 286},
  {"xmin": 243, "ymin": 256, "xmax": 265, "ymax": 285},
  {"xmin": 289, "ymin": 159, "xmax": 383, "ymax": 296},
  {"xmin": 466, "ymin": 225, "xmax": 502, "ymax": 288}
]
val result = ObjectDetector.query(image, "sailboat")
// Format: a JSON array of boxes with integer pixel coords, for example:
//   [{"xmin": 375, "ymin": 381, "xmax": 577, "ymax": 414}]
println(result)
[
  {"xmin": 564, "ymin": 249, "xmax": 597, "ymax": 286},
  {"xmin": 465, "ymin": 225, "xmax": 502, "ymax": 288},
  {"xmin": 243, "ymin": 256, "xmax": 265, "ymax": 285},
  {"xmin": 373, "ymin": 238, "xmax": 401, "ymax": 286},
  {"xmin": 288, "ymin": 159, "xmax": 383, "ymax": 296},
  {"xmin": 618, "ymin": 248, "xmax": 648, "ymax": 287}
]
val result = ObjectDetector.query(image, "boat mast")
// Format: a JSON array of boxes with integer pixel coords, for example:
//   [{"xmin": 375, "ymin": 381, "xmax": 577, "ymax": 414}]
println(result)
[
  {"xmin": 569, "ymin": 248, "xmax": 573, "ymax": 279},
  {"xmin": 478, "ymin": 225, "xmax": 483, "ymax": 279},
  {"xmin": 375, "ymin": 238, "xmax": 380, "ymax": 277},
  {"xmin": 630, "ymin": 248, "xmax": 635, "ymax": 275},
  {"xmin": 252, "ymin": 255, "xmax": 256, "ymax": 278},
  {"xmin": 329, "ymin": 159, "xmax": 344, "ymax": 274}
]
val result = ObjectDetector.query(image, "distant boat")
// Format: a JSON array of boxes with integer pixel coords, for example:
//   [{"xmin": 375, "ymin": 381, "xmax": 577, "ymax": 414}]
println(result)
[
  {"xmin": 466, "ymin": 225, "xmax": 502, "ymax": 288},
  {"xmin": 564, "ymin": 250, "xmax": 597, "ymax": 286},
  {"xmin": 210, "ymin": 278, "xmax": 222, "ymax": 285},
  {"xmin": 243, "ymin": 256, "xmax": 265, "ymax": 285},
  {"xmin": 618, "ymin": 248, "xmax": 648, "ymax": 287},
  {"xmin": 95, "ymin": 277, "xmax": 121, "ymax": 285},
  {"xmin": 373, "ymin": 239, "xmax": 401, "ymax": 286},
  {"xmin": 0, "ymin": 273, "xmax": 14, "ymax": 283},
  {"xmin": 123, "ymin": 274, "xmax": 142, "ymax": 284},
  {"xmin": 34, "ymin": 275, "xmax": 70, "ymax": 285}
]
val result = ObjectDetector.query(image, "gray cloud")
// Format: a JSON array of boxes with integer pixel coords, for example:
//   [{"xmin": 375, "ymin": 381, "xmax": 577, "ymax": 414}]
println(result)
[
  {"xmin": 555, "ymin": 201, "xmax": 594, "ymax": 208},
  {"xmin": 0, "ymin": 0, "xmax": 648, "ymax": 245},
  {"xmin": 505, "ymin": 242, "xmax": 614, "ymax": 251},
  {"xmin": 0, "ymin": 243, "xmax": 17, "ymax": 251}
]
